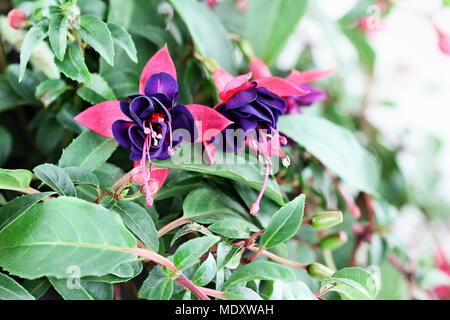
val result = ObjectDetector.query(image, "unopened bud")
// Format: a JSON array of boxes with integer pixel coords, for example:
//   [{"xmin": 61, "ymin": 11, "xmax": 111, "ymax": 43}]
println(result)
[
  {"xmin": 279, "ymin": 135, "xmax": 288, "ymax": 145},
  {"xmin": 311, "ymin": 211, "xmax": 343, "ymax": 230},
  {"xmin": 307, "ymin": 263, "xmax": 334, "ymax": 280},
  {"xmin": 130, "ymin": 166, "xmax": 149, "ymax": 185},
  {"xmin": 318, "ymin": 231, "xmax": 348, "ymax": 250},
  {"xmin": 6, "ymin": 9, "xmax": 27, "ymax": 29},
  {"xmin": 249, "ymin": 203, "xmax": 260, "ymax": 216}
]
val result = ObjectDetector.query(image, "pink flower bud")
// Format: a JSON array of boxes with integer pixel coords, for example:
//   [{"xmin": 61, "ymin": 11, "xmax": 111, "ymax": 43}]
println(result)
[
  {"xmin": 206, "ymin": 0, "xmax": 217, "ymax": 8},
  {"xmin": 436, "ymin": 27, "xmax": 450, "ymax": 56},
  {"xmin": 6, "ymin": 9, "xmax": 27, "ymax": 30}
]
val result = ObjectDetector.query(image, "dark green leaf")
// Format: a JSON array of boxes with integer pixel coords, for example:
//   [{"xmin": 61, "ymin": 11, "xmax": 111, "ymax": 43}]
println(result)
[
  {"xmin": 0, "ymin": 272, "xmax": 35, "ymax": 300},
  {"xmin": 0, "ymin": 197, "xmax": 137, "ymax": 279},
  {"xmin": 35, "ymin": 79, "xmax": 67, "ymax": 107},
  {"xmin": 209, "ymin": 218, "xmax": 251, "ymax": 239},
  {"xmin": 78, "ymin": 15, "xmax": 115, "ymax": 65},
  {"xmin": 114, "ymin": 201, "xmax": 159, "ymax": 252},
  {"xmin": 192, "ymin": 253, "xmax": 216, "ymax": 286},
  {"xmin": 260, "ymin": 194, "xmax": 305, "ymax": 248},
  {"xmin": 63, "ymin": 167, "xmax": 100, "ymax": 187},
  {"xmin": 49, "ymin": 13, "xmax": 68, "ymax": 61},
  {"xmin": 33, "ymin": 163, "xmax": 77, "ymax": 197},
  {"xmin": 148, "ymin": 277, "xmax": 173, "ymax": 300},
  {"xmin": 223, "ymin": 261, "xmax": 295, "ymax": 289},
  {"xmin": 77, "ymin": 73, "xmax": 116, "ymax": 104},
  {"xmin": 108, "ymin": 23, "xmax": 137, "ymax": 63},
  {"xmin": 49, "ymin": 277, "xmax": 113, "ymax": 300},
  {"xmin": 0, "ymin": 192, "xmax": 54, "ymax": 233},
  {"xmin": 21, "ymin": 278, "xmax": 51, "ymax": 299},
  {"xmin": 173, "ymin": 236, "xmax": 220, "ymax": 270},
  {"xmin": 55, "ymin": 42, "xmax": 91, "ymax": 84},
  {"xmin": 0, "ymin": 126, "xmax": 12, "ymax": 166},
  {"xmin": 0, "ymin": 169, "xmax": 32, "ymax": 192},
  {"xmin": 19, "ymin": 20, "xmax": 49, "ymax": 82},
  {"xmin": 59, "ymin": 130, "xmax": 118, "ymax": 171}
]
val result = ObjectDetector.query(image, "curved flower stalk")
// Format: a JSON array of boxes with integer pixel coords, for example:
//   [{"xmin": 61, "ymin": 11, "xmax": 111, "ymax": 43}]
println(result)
[
  {"xmin": 207, "ymin": 67, "xmax": 308, "ymax": 215},
  {"xmin": 249, "ymin": 57, "xmax": 335, "ymax": 114},
  {"xmin": 75, "ymin": 45, "xmax": 231, "ymax": 207}
]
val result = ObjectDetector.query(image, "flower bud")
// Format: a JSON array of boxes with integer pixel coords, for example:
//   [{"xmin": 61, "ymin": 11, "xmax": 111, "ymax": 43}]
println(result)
[
  {"xmin": 6, "ymin": 9, "xmax": 27, "ymax": 30},
  {"xmin": 307, "ymin": 263, "xmax": 334, "ymax": 280},
  {"xmin": 311, "ymin": 211, "xmax": 343, "ymax": 230},
  {"xmin": 318, "ymin": 231, "xmax": 348, "ymax": 250}
]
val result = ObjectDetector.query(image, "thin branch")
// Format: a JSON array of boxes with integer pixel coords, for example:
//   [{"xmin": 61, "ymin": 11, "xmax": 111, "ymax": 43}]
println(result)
[{"xmin": 246, "ymin": 246, "xmax": 308, "ymax": 269}]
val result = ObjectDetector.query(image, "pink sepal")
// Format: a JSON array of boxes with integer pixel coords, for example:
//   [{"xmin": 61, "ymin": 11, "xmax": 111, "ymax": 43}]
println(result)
[
  {"xmin": 139, "ymin": 44, "xmax": 177, "ymax": 94},
  {"xmin": 436, "ymin": 27, "xmax": 450, "ymax": 56},
  {"xmin": 186, "ymin": 104, "xmax": 233, "ymax": 143},
  {"xmin": 255, "ymin": 76, "xmax": 309, "ymax": 98},
  {"xmin": 287, "ymin": 65, "xmax": 335, "ymax": 85},
  {"xmin": 74, "ymin": 100, "xmax": 128, "ymax": 139},
  {"xmin": 249, "ymin": 58, "xmax": 272, "ymax": 79},
  {"xmin": 203, "ymin": 141, "xmax": 216, "ymax": 166}
]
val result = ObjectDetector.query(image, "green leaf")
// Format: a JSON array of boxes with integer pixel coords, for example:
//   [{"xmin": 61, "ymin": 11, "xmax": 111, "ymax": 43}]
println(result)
[
  {"xmin": 33, "ymin": 163, "xmax": 77, "ymax": 197},
  {"xmin": 0, "ymin": 78, "xmax": 27, "ymax": 112},
  {"xmin": 209, "ymin": 218, "xmax": 251, "ymax": 239},
  {"xmin": 78, "ymin": 0, "xmax": 107, "ymax": 19},
  {"xmin": 169, "ymin": 0, "xmax": 236, "ymax": 73},
  {"xmin": 7, "ymin": 64, "xmax": 41, "ymax": 102},
  {"xmin": 183, "ymin": 187, "xmax": 247, "ymax": 219},
  {"xmin": 445, "ymin": 0, "xmax": 450, "ymax": 6},
  {"xmin": 223, "ymin": 261, "xmax": 295, "ymax": 290},
  {"xmin": 59, "ymin": 130, "xmax": 118, "ymax": 171},
  {"xmin": 260, "ymin": 194, "xmax": 304, "ymax": 249},
  {"xmin": 170, "ymin": 223, "xmax": 213, "ymax": 247},
  {"xmin": 279, "ymin": 115, "xmax": 380, "ymax": 194},
  {"xmin": 22, "ymin": 278, "xmax": 51, "ymax": 299},
  {"xmin": 77, "ymin": 14, "xmax": 115, "ymax": 66},
  {"xmin": 0, "ymin": 192, "xmax": 54, "ymax": 233},
  {"xmin": 216, "ymin": 242, "xmax": 243, "ymax": 270},
  {"xmin": 0, "ymin": 272, "xmax": 35, "ymax": 300},
  {"xmin": 173, "ymin": 236, "xmax": 220, "ymax": 270},
  {"xmin": 192, "ymin": 253, "xmax": 216, "ymax": 286},
  {"xmin": 138, "ymin": 265, "xmax": 171, "ymax": 300},
  {"xmin": 108, "ymin": 23, "xmax": 137, "ymax": 63},
  {"xmin": 270, "ymin": 280, "xmax": 317, "ymax": 300},
  {"xmin": 55, "ymin": 41, "xmax": 91, "ymax": 83},
  {"xmin": 154, "ymin": 144, "xmax": 284, "ymax": 205},
  {"xmin": 19, "ymin": 20, "xmax": 49, "ymax": 82},
  {"xmin": 0, "ymin": 168, "xmax": 32, "ymax": 192},
  {"xmin": 63, "ymin": 167, "xmax": 100, "ymax": 187},
  {"xmin": 247, "ymin": 0, "xmax": 309, "ymax": 64},
  {"xmin": 83, "ymin": 260, "xmax": 143, "ymax": 284},
  {"xmin": 114, "ymin": 201, "xmax": 159, "ymax": 252},
  {"xmin": 49, "ymin": 277, "xmax": 113, "ymax": 300},
  {"xmin": 321, "ymin": 267, "xmax": 378, "ymax": 300},
  {"xmin": 49, "ymin": 13, "xmax": 68, "ymax": 61},
  {"xmin": 0, "ymin": 197, "xmax": 137, "ymax": 279},
  {"xmin": 148, "ymin": 277, "xmax": 173, "ymax": 300},
  {"xmin": 35, "ymin": 79, "xmax": 67, "ymax": 107},
  {"xmin": 224, "ymin": 286, "xmax": 263, "ymax": 300},
  {"xmin": 35, "ymin": 116, "xmax": 65, "ymax": 154},
  {"xmin": 0, "ymin": 126, "xmax": 12, "ymax": 166},
  {"xmin": 77, "ymin": 73, "xmax": 116, "ymax": 104}
]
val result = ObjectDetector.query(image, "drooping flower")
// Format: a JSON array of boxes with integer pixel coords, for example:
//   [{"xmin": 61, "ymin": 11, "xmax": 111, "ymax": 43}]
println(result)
[
  {"xmin": 6, "ymin": 9, "xmax": 27, "ymax": 30},
  {"xmin": 433, "ymin": 246, "xmax": 450, "ymax": 299},
  {"xmin": 75, "ymin": 45, "xmax": 231, "ymax": 207},
  {"xmin": 210, "ymin": 68, "xmax": 309, "ymax": 215},
  {"xmin": 250, "ymin": 57, "xmax": 334, "ymax": 114},
  {"xmin": 436, "ymin": 26, "xmax": 450, "ymax": 56}
]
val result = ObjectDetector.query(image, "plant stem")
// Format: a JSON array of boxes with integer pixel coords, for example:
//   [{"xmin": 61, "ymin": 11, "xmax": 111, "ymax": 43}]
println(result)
[
  {"xmin": 246, "ymin": 246, "xmax": 307, "ymax": 269},
  {"xmin": 129, "ymin": 247, "xmax": 210, "ymax": 300}
]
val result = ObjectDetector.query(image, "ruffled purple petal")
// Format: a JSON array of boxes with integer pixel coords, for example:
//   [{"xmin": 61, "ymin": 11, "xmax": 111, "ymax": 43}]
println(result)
[
  {"xmin": 171, "ymin": 104, "xmax": 197, "ymax": 143},
  {"xmin": 112, "ymin": 120, "xmax": 133, "ymax": 148}
]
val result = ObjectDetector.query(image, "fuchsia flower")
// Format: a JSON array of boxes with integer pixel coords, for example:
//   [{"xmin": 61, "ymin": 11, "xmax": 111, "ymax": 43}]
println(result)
[
  {"xmin": 209, "ymin": 67, "xmax": 308, "ymax": 215},
  {"xmin": 436, "ymin": 26, "xmax": 450, "ymax": 56},
  {"xmin": 433, "ymin": 246, "xmax": 450, "ymax": 299},
  {"xmin": 250, "ymin": 57, "xmax": 334, "ymax": 114},
  {"xmin": 6, "ymin": 9, "xmax": 27, "ymax": 30},
  {"xmin": 75, "ymin": 45, "xmax": 231, "ymax": 207}
]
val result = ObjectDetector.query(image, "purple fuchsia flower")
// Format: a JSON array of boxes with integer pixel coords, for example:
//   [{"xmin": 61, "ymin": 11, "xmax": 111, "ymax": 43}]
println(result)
[
  {"xmin": 209, "ymin": 68, "xmax": 309, "ymax": 215},
  {"xmin": 250, "ymin": 57, "xmax": 335, "ymax": 114},
  {"xmin": 75, "ymin": 45, "xmax": 232, "ymax": 207}
]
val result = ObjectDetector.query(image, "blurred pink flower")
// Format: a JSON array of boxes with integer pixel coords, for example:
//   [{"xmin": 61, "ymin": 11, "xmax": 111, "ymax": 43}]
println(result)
[
  {"xmin": 436, "ymin": 27, "xmax": 450, "ymax": 56},
  {"xmin": 6, "ymin": 9, "xmax": 27, "ymax": 29}
]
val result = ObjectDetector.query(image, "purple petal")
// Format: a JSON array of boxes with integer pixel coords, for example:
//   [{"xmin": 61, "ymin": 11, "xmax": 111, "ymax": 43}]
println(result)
[
  {"xmin": 171, "ymin": 104, "xmax": 197, "ymax": 143},
  {"xmin": 145, "ymin": 72, "xmax": 179, "ymax": 101},
  {"xmin": 112, "ymin": 120, "xmax": 133, "ymax": 148},
  {"xmin": 225, "ymin": 88, "xmax": 258, "ymax": 110}
]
